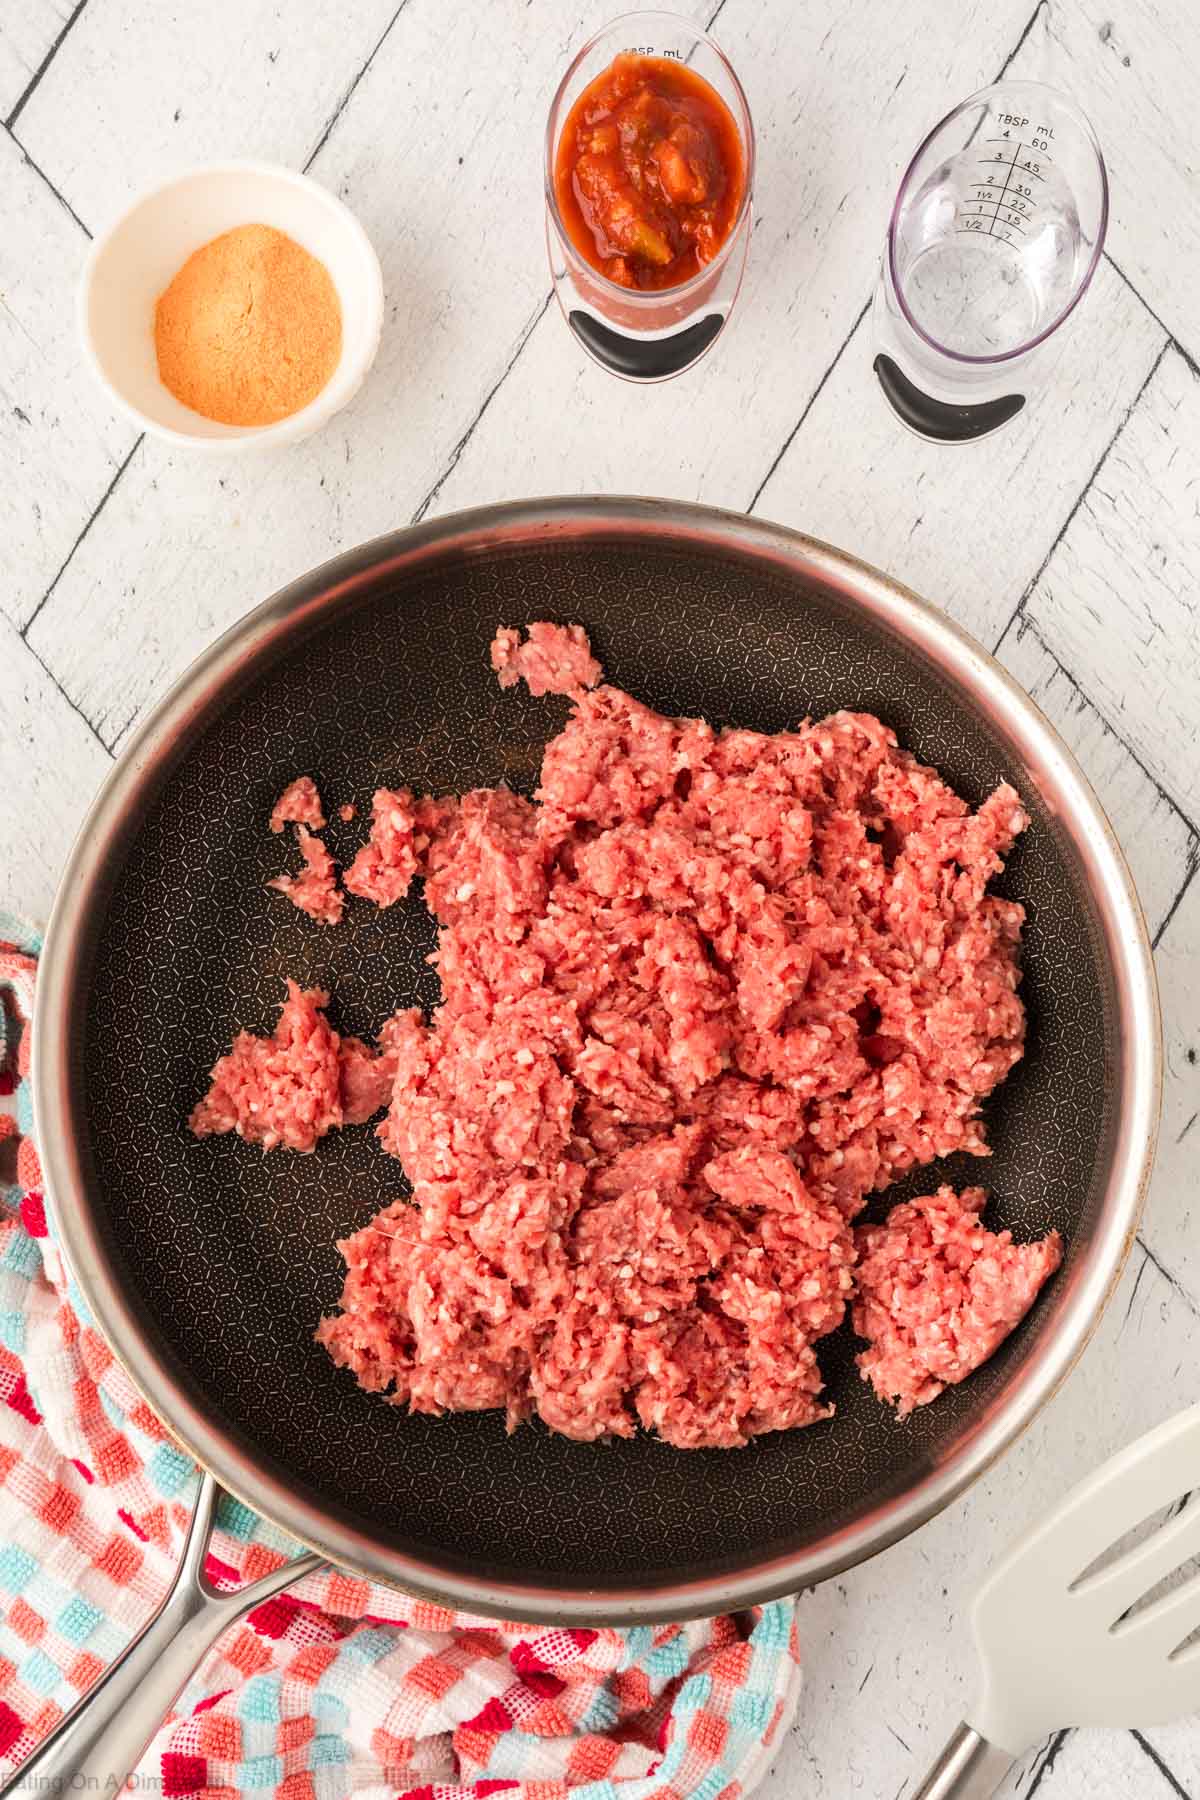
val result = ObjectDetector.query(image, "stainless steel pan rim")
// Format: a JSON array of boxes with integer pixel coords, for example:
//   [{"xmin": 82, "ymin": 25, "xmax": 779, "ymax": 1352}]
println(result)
[{"xmin": 33, "ymin": 496, "xmax": 1161, "ymax": 1624}]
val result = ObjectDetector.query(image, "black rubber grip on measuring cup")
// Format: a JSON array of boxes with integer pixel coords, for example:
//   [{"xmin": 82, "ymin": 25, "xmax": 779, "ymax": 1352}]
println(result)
[
  {"xmin": 569, "ymin": 311, "xmax": 724, "ymax": 379},
  {"xmin": 874, "ymin": 354, "xmax": 1026, "ymax": 442}
]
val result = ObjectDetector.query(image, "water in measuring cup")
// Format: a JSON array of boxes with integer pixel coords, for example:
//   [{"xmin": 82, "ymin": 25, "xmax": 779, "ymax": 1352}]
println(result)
[{"xmin": 897, "ymin": 151, "xmax": 1082, "ymax": 357}]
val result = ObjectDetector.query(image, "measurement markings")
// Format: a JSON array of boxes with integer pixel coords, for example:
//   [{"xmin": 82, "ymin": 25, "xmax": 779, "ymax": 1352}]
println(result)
[
  {"xmin": 978, "ymin": 157, "xmax": 1047, "ymax": 182},
  {"xmin": 973, "ymin": 184, "xmax": 1034, "ymax": 204},
  {"xmin": 991, "ymin": 138, "xmax": 1022, "ymax": 221},
  {"xmin": 959, "ymin": 140, "xmax": 1044, "ymax": 240},
  {"xmin": 972, "ymin": 206, "xmax": 1028, "ymax": 230}
]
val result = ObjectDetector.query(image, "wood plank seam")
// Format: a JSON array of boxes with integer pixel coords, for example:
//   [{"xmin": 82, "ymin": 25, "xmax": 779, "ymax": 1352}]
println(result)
[
  {"xmin": 20, "ymin": 633, "xmax": 114, "ymax": 763},
  {"xmin": 1136, "ymin": 1237, "xmax": 1200, "ymax": 1327},
  {"xmin": 1022, "ymin": 1728, "xmax": 1072, "ymax": 1795},
  {"xmin": 4, "ymin": 121, "xmax": 90, "ymax": 237},
  {"xmin": 998, "ymin": 616, "xmax": 1200, "ymax": 845},
  {"xmin": 747, "ymin": 297, "xmax": 872, "ymax": 515},
  {"xmin": 20, "ymin": 436, "xmax": 144, "ymax": 643},
  {"xmin": 989, "ymin": 335, "xmax": 1172, "ymax": 655},
  {"xmin": 1153, "ymin": 853, "xmax": 1200, "ymax": 953},
  {"xmin": 302, "ymin": 0, "xmax": 413, "ymax": 175},
  {"xmin": 1130, "ymin": 1729, "xmax": 1194, "ymax": 1799},
  {"xmin": 1106, "ymin": 252, "xmax": 1200, "ymax": 382},
  {"xmin": 996, "ymin": 0, "xmax": 1048, "ymax": 79},
  {"xmin": 3, "ymin": 0, "xmax": 89, "ymax": 131},
  {"xmin": 1123, "ymin": 1251, "xmax": 1155, "ymax": 1329},
  {"xmin": 411, "ymin": 291, "xmax": 554, "ymax": 524}
]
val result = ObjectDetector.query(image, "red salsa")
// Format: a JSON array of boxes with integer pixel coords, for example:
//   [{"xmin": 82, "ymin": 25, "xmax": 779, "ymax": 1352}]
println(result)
[{"xmin": 554, "ymin": 52, "xmax": 745, "ymax": 291}]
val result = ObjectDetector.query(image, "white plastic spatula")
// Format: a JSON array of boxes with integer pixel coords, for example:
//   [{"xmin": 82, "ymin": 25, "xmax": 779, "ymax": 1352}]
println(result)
[{"xmin": 914, "ymin": 1406, "xmax": 1200, "ymax": 1798}]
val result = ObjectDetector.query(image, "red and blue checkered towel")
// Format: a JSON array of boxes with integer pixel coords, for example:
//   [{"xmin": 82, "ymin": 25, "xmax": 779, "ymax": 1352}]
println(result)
[{"xmin": 0, "ymin": 919, "xmax": 802, "ymax": 1800}]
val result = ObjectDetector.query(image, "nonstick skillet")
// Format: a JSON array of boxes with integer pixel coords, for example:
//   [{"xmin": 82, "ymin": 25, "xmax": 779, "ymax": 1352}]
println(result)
[{"xmin": 34, "ymin": 497, "xmax": 1158, "ymax": 1639}]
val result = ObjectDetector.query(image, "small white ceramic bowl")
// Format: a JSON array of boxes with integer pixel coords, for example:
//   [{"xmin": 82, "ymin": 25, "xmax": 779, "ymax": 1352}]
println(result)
[{"xmin": 79, "ymin": 161, "xmax": 384, "ymax": 451}]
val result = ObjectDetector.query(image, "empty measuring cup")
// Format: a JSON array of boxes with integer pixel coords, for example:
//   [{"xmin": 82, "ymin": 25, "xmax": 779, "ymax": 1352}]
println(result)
[{"xmin": 873, "ymin": 81, "xmax": 1107, "ymax": 442}]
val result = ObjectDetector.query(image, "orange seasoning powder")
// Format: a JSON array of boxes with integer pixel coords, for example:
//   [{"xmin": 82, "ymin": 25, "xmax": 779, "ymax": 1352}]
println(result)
[{"xmin": 154, "ymin": 224, "xmax": 342, "ymax": 427}]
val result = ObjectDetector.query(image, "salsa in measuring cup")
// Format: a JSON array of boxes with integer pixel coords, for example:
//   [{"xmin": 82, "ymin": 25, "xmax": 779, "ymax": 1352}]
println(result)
[{"xmin": 554, "ymin": 52, "xmax": 745, "ymax": 291}]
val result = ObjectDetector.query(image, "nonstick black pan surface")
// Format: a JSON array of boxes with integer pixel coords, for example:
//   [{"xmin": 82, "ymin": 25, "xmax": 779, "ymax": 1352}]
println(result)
[{"xmin": 41, "ymin": 501, "xmax": 1155, "ymax": 1621}]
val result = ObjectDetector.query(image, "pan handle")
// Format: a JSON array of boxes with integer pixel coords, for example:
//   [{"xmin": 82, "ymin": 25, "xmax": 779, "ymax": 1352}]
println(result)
[{"xmin": 0, "ymin": 1471, "xmax": 323, "ymax": 1798}]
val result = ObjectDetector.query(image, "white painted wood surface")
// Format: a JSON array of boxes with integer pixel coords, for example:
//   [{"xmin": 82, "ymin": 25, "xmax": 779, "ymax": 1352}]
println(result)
[
  {"xmin": 0, "ymin": 0, "xmax": 71, "ymax": 120},
  {"xmin": 0, "ymin": 127, "xmax": 136, "ymax": 631},
  {"xmin": 1011, "ymin": 0, "xmax": 1200, "ymax": 365},
  {"xmin": 2, "ymin": 1, "xmax": 1198, "ymax": 1794}
]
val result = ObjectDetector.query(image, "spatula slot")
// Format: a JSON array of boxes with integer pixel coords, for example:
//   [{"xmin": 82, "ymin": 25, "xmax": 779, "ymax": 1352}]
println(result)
[
  {"xmin": 1069, "ymin": 1490, "xmax": 1195, "ymax": 1593},
  {"xmin": 1108, "ymin": 1551, "xmax": 1200, "ymax": 1635}
]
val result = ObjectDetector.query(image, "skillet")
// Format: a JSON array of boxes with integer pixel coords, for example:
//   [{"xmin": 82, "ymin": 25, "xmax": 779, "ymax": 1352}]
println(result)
[{"xmin": 34, "ymin": 497, "xmax": 1159, "ymax": 1624}]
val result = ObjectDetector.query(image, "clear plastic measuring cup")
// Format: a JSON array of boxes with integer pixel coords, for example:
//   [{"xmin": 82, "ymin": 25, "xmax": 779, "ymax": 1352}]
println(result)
[{"xmin": 873, "ymin": 81, "xmax": 1108, "ymax": 442}]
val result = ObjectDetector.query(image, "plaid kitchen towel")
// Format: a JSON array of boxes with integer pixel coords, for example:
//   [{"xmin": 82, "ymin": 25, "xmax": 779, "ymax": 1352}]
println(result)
[{"xmin": 0, "ymin": 917, "xmax": 802, "ymax": 1800}]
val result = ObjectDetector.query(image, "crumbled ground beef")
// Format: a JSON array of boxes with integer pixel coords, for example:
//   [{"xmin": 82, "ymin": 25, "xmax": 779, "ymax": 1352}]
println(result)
[
  {"xmin": 270, "ymin": 775, "xmax": 325, "ymax": 835},
  {"xmin": 195, "ymin": 627, "xmax": 1059, "ymax": 1444},
  {"xmin": 190, "ymin": 982, "xmax": 407, "ymax": 1152},
  {"xmin": 268, "ymin": 825, "xmax": 343, "ymax": 926},
  {"xmin": 306, "ymin": 630, "xmax": 1055, "ymax": 1445},
  {"xmin": 490, "ymin": 621, "xmax": 603, "ymax": 696},
  {"xmin": 343, "ymin": 789, "xmax": 457, "ymax": 910},
  {"xmin": 852, "ymin": 1185, "xmax": 1062, "ymax": 1414}
]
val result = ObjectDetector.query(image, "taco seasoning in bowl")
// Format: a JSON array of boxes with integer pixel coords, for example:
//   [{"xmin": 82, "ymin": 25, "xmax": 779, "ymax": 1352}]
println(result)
[
  {"xmin": 155, "ymin": 224, "xmax": 342, "ymax": 428},
  {"xmin": 545, "ymin": 11, "xmax": 755, "ymax": 381},
  {"xmin": 80, "ymin": 162, "xmax": 383, "ymax": 450}
]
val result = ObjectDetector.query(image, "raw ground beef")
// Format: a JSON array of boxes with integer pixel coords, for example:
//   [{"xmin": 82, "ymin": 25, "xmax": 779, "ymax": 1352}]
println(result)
[
  {"xmin": 852, "ymin": 1186, "xmax": 1063, "ymax": 1414},
  {"xmin": 268, "ymin": 825, "xmax": 344, "ymax": 926},
  {"xmin": 190, "ymin": 981, "xmax": 408, "ymax": 1152},
  {"xmin": 490, "ymin": 621, "xmax": 603, "ymax": 696},
  {"xmin": 279, "ymin": 626, "xmax": 1061, "ymax": 1448},
  {"xmin": 270, "ymin": 775, "xmax": 325, "ymax": 835},
  {"xmin": 342, "ymin": 789, "xmax": 457, "ymax": 910}
]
